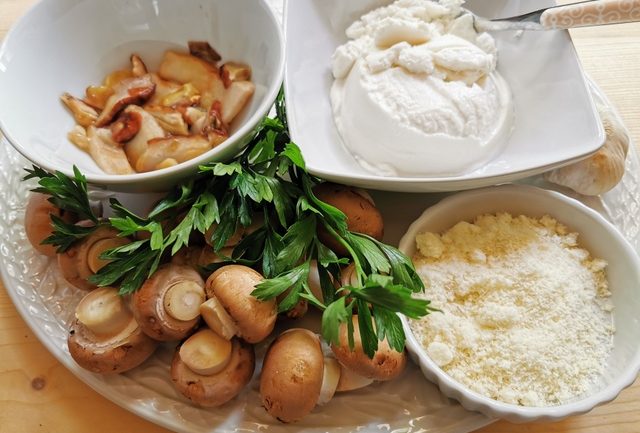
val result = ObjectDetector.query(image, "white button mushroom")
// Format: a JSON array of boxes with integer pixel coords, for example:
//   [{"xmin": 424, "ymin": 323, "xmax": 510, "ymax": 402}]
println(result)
[
  {"xmin": 68, "ymin": 287, "xmax": 157, "ymax": 374},
  {"xmin": 201, "ymin": 265, "xmax": 276, "ymax": 343},
  {"xmin": 171, "ymin": 332, "xmax": 254, "ymax": 407},
  {"xmin": 132, "ymin": 264, "xmax": 205, "ymax": 341},
  {"xmin": 260, "ymin": 329, "xmax": 341, "ymax": 423}
]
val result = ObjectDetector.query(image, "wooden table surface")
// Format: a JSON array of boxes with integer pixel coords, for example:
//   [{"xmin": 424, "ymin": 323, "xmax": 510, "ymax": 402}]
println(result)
[{"xmin": 1, "ymin": 1, "xmax": 639, "ymax": 432}]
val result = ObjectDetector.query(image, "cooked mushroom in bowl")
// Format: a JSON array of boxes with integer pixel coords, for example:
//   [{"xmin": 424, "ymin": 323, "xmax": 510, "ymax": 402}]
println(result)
[{"xmin": 0, "ymin": 0, "xmax": 284, "ymax": 192}]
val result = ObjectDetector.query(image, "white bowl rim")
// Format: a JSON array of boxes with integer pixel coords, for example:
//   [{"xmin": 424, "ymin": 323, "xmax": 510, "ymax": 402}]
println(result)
[
  {"xmin": 0, "ymin": 0, "xmax": 285, "ymax": 186},
  {"xmin": 398, "ymin": 184, "xmax": 640, "ymax": 422}
]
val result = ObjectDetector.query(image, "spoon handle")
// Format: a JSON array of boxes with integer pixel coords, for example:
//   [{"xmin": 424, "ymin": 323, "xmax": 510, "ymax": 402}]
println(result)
[{"xmin": 540, "ymin": 0, "xmax": 640, "ymax": 29}]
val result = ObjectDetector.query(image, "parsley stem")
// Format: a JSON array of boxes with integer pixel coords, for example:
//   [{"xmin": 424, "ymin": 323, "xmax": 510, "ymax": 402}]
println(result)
[{"xmin": 321, "ymin": 222, "xmax": 365, "ymax": 287}]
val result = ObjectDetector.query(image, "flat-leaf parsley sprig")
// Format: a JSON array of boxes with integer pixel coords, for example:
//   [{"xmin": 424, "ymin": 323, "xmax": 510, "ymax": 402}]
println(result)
[{"xmin": 24, "ymin": 90, "xmax": 436, "ymax": 357}]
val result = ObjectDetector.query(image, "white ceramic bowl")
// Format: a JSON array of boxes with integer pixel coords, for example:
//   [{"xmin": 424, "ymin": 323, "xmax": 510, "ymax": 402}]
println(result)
[
  {"xmin": 0, "ymin": 0, "xmax": 284, "ymax": 192},
  {"xmin": 284, "ymin": 0, "xmax": 605, "ymax": 192},
  {"xmin": 398, "ymin": 184, "xmax": 640, "ymax": 422}
]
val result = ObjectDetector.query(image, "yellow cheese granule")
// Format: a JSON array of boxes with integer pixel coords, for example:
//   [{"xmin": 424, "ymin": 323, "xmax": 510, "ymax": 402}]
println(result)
[{"xmin": 411, "ymin": 213, "xmax": 613, "ymax": 407}]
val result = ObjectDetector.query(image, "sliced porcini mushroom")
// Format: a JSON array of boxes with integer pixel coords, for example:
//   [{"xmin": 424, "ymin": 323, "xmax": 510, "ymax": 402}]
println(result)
[
  {"xmin": 95, "ymin": 74, "xmax": 156, "ymax": 126},
  {"xmin": 24, "ymin": 192, "xmax": 77, "ymax": 257},
  {"xmin": 202, "ymin": 265, "xmax": 276, "ymax": 343},
  {"xmin": 145, "ymin": 105, "xmax": 190, "ymax": 136},
  {"xmin": 68, "ymin": 125, "xmax": 90, "ymax": 151},
  {"xmin": 260, "ymin": 329, "xmax": 339, "ymax": 422},
  {"xmin": 146, "ymin": 73, "xmax": 182, "ymax": 105},
  {"xmin": 68, "ymin": 286, "xmax": 157, "ymax": 374},
  {"xmin": 183, "ymin": 106, "xmax": 207, "ymax": 128},
  {"xmin": 60, "ymin": 92, "xmax": 98, "ymax": 127},
  {"xmin": 221, "ymin": 80, "xmax": 255, "ymax": 125},
  {"xmin": 84, "ymin": 85, "xmax": 114, "ymax": 111},
  {"xmin": 86, "ymin": 126, "xmax": 135, "ymax": 174},
  {"xmin": 58, "ymin": 224, "xmax": 128, "ymax": 291},
  {"xmin": 121, "ymin": 105, "xmax": 165, "ymax": 167},
  {"xmin": 221, "ymin": 62, "xmax": 252, "ymax": 87},
  {"xmin": 171, "ymin": 336, "xmax": 254, "ymax": 407},
  {"xmin": 313, "ymin": 183, "xmax": 384, "ymax": 255},
  {"xmin": 132, "ymin": 264, "xmax": 205, "ymax": 341},
  {"xmin": 158, "ymin": 50, "xmax": 225, "ymax": 110},
  {"xmin": 131, "ymin": 54, "xmax": 148, "ymax": 77},
  {"xmin": 188, "ymin": 40, "xmax": 222, "ymax": 66},
  {"xmin": 159, "ymin": 83, "xmax": 200, "ymax": 108},
  {"xmin": 135, "ymin": 135, "xmax": 211, "ymax": 172},
  {"xmin": 84, "ymin": 70, "xmax": 134, "ymax": 110},
  {"xmin": 331, "ymin": 315, "xmax": 406, "ymax": 381},
  {"xmin": 202, "ymin": 104, "xmax": 229, "ymax": 147},
  {"xmin": 110, "ymin": 108, "xmax": 142, "ymax": 143},
  {"xmin": 155, "ymin": 158, "xmax": 178, "ymax": 169}
]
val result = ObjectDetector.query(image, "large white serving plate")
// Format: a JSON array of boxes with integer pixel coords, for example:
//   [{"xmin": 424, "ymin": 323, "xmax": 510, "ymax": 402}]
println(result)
[
  {"xmin": 1, "ymin": 81, "xmax": 639, "ymax": 433},
  {"xmin": 284, "ymin": 0, "xmax": 605, "ymax": 192}
]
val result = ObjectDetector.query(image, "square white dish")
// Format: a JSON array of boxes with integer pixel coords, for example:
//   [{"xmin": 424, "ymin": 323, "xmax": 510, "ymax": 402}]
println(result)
[{"xmin": 284, "ymin": 0, "xmax": 605, "ymax": 192}]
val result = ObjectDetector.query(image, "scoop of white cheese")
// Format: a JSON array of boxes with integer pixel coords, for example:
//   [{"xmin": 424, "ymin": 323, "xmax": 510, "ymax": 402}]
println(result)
[{"xmin": 330, "ymin": 0, "xmax": 513, "ymax": 177}]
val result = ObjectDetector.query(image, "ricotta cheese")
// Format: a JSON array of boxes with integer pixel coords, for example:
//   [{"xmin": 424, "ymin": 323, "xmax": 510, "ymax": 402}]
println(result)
[
  {"xmin": 411, "ymin": 213, "xmax": 614, "ymax": 406},
  {"xmin": 330, "ymin": 0, "xmax": 513, "ymax": 177}
]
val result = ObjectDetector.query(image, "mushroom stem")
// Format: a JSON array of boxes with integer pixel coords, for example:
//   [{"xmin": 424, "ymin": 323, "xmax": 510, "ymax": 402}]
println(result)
[
  {"xmin": 203, "ymin": 265, "xmax": 276, "ymax": 343},
  {"xmin": 75, "ymin": 287, "xmax": 133, "ymax": 337},
  {"xmin": 200, "ymin": 297, "xmax": 239, "ymax": 340},
  {"xmin": 87, "ymin": 237, "xmax": 128, "ymax": 273},
  {"xmin": 179, "ymin": 329, "xmax": 232, "ymax": 376},
  {"xmin": 164, "ymin": 281, "xmax": 206, "ymax": 321},
  {"xmin": 336, "ymin": 364, "xmax": 374, "ymax": 392},
  {"xmin": 318, "ymin": 357, "xmax": 341, "ymax": 405},
  {"xmin": 171, "ymin": 337, "xmax": 255, "ymax": 407}
]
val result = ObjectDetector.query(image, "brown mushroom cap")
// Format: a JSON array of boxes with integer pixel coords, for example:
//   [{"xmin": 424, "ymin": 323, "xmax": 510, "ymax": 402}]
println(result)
[
  {"xmin": 204, "ymin": 214, "xmax": 263, "ymax": 249},
  {"xmin": 312, "ymin": 183, "xmax": 384, "ymax": 255},
  {"xmin": 68, "ymin": 288, "xmax": 157, "ymax": 374},
  {"xmin": 205, "ymin": 265, "xmax": 276, "ymax": 343},
  {"xmin": 68, "ymin": 318, "xmax": 157, "ymax": 374},
  {"xmin": 171, "ymin": 337, "xmax": 255, "ymax": 407},
  {"xmin": 24, "ymin": 193, "xmax": 76, "ymax": 257},
  {"xmin": 57, "ymin": 224, "xmax": 127, "ymax": 291},
  {"xmin": 260, "ymin": 329, "xmax": 325, "ymax": 423},
  {"xmin": 331, "ymin": 315, "xmax": 406, "ymax": 381},
  {"xmin": 171, "ymin": 245, "xmax": 231, "ymax": 269},
  {"xmin": 132, "ymin": 264, "xmax": 205, "ymax": 341}
]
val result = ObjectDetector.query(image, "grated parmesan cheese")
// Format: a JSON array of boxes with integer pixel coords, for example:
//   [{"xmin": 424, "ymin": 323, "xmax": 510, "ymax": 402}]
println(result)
[{"xmin": 411, "ymin": 213, "xmax": 614, "ymax": 406}]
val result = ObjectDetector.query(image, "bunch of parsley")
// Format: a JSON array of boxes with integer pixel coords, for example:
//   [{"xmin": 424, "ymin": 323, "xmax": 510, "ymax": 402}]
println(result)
[{"xmin": 24, "ymin": 91, "xmax": 436, "ymax": 357}]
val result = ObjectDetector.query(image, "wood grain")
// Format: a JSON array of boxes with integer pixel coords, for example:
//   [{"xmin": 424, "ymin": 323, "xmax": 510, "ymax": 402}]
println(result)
[{"xmin": 0, "ymin": 1, "xmax": 639, "ymax": 432}]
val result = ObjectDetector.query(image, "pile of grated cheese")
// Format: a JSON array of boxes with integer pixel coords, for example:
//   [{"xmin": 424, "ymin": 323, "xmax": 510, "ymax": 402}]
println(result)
[{"xmin": 411, "ymin": 213, "xmax": 614, "ymax": 406}]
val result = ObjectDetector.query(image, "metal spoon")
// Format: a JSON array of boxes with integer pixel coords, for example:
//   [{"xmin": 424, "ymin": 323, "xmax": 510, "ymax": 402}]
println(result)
[{"xmin": 471, "ymin": 0, "xmax": 640, "ymax": 32}]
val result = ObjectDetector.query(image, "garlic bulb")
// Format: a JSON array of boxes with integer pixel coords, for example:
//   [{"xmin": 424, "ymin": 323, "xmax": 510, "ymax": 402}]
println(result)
[{"xmin": 545, "ymin": 103, "xmax": 629, "ymax": 196}]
